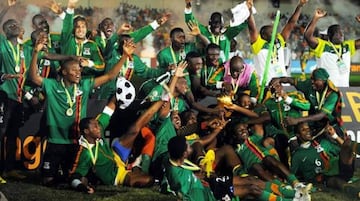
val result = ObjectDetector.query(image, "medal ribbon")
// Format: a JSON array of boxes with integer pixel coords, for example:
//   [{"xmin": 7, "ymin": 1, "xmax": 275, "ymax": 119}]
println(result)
[
  {"xmin": 211, "ymin": 34, "xmax": 220, "ymax": 45},
  {"xmin": 85, "ymin": 140, "xmax": 99, "ymax": 165},
  {"xmin": 61, "ymin": 79, "xmax": 77, "ymax": 110},
  {"xmin": 170, "ymin": 97, "xmax": 179, "ymax": 112},
  {"xmin": 329, "ymin": 42, "xmax": 343, "ymax": 61},
  {"xmin": 208, "ymin": 66, "xmax": 224, "ymax": 85},
  {"xmin": 121, "ymin": 59, "xmax": 134, "ymax": 80},
  {"xmin": 170, "ymin": 46, "xmax": 179, "ymax": 66},
  {"xmin": 8, "ymin": 41, "xmax": 20, "ymax": 69},
  {"xmin": 204, "ymin": 65, "xmax": 215, "ymax": 86},
  {"xmin": 76, "ymin": 42, "xmax": 83, "ymax": 56},
  {"xmin": 315, "ymin": 85, "xmax": 328, "ymax": 110}
]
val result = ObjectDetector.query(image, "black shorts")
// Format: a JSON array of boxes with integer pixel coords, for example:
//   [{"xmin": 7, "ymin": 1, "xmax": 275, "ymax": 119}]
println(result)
[{"xmin": 41, "ymin": 143, "xmax": 78, "ymax": 178}]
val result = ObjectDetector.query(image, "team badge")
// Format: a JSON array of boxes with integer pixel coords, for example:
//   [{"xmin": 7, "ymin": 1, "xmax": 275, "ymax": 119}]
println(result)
[{"xmin": 83, "ymin": 48, "xmax": 91, "ymax": 55}]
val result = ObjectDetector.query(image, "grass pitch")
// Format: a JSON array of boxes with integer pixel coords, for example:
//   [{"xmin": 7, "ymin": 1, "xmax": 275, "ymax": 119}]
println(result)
[{"xmin": 0, "ymin": 170, "xmax": 359, "ymax": 201}]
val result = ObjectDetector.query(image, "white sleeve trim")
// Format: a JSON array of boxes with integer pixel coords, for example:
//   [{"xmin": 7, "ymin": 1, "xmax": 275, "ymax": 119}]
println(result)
[
  {"xmin": 216, "ymin": 81, "xmax": 223, "ymax": 89},
  {"xmin": 184, "ymin": 8, "xmax": 192, "ymax": 14},
  {"xmin": 87, "ymin": 60, "xmax": 95, "ymax": 68},
  {"xmin": 58, "ymin": 12, "xmax": 66, "ymax": 20},
  {"xmin": 284, "ymin": 96, "xmax": 293, "ymax": 104},
  {"xmin": 250, "ymin": 97, "xmax": 257, "ymax": 104},
  {"xmin": 66, "ymin": 8, "xmax": 75, "ymax": 14},
  {"xmin": 150, "ymin": 20, "xmax": 160, "ymax": 30},
  {"xmin": 103, "ymin": 106, "xmax": 115, "ymax": 116}
]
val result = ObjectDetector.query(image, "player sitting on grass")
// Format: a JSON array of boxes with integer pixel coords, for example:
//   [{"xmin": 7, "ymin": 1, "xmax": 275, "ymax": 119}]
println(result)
[
  {"xmin": 69, "ymin": 94, "xmax": 165, "ymax": 193},
  {"xmin": 292, "ymin": 122, "xmax": 360, "ymax": 198},
  {"xmin": 165, "ymin": 135, "xmax": 312, "ymax": 201}
]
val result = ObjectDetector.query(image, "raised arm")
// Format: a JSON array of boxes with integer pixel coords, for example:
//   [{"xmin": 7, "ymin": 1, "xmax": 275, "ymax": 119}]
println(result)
[
  {"xmin": 188, "ymin": 20, "xmax": 210, "ymax": 47},
  {"xmin": 281, "ymin": 0, "xmax": 308, "ymax": 40},
  {"xmin": 29, "ymin": 34, "xmax": 48, "ymax": 86},
  {"xmin": 355, "ymin": 14, "xmax": 360, "ymax": 49},
  {"xmin": 0, "ymin": 0, "xmax": 16, "ymax": 24},
  {"xmin": 304, "ymin": 8, "xmax": 327, "ymax": 49},
  {"xmin": 247, "ymin": 9, "xmax": 258, "ymax": 44},
  {"xmin": 93, "ymin": 39, "xmax": 135, "ymax": 88}
]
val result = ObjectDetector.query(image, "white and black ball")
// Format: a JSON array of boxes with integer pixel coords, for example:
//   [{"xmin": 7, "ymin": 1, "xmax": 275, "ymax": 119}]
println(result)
[{"xmin": 115, "ymin": 77, "xmax": 135, "ymax": 109}]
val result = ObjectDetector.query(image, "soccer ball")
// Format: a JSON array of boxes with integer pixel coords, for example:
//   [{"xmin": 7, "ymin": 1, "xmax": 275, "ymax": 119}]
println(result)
[{"xmin": 115, "ymin": 77, "xmax": 136, "ymax": 109}]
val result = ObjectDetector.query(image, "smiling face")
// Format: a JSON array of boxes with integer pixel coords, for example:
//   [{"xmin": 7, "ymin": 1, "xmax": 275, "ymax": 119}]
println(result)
[
  {"xmin": 296, "ymin": 122, "xmax": 312, "ymax": 143},
  {"xmin": 99, "ymin": 18, "xmax": 114, "ymax": 38},
  {"xmin": 62, "ymin": 60, "xmax": 82, "ymax": 84},
  {"xmin": 74, "ymin": 18, "xmax": 88, "ymax": 40},
  {"xmin": 238, "ymin": 94, "xmax": 251, "ymax": 109},
  {"xmin": 234, "ymin": 123, "xmax": 249, "ymax": 144},
  {"xmin": 188, "ymin": 56, "xmax": 203, "ymax": 75},
  {"xmin": 206, "ymin": 46, "xmax": 220, "ymax": 67}
]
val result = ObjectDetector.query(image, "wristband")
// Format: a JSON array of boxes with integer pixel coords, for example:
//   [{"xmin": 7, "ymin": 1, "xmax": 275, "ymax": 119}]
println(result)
[
  {"xmin": 216, "ymin": 81, "xmax": 223, "ymax": 89},
  {"xmin": 331, "ymin": 133, "xmax": 339, "ymax": 140},
  {"xmin": 103, "ymin": 106, "xmax": 114, "ymax": 116}
]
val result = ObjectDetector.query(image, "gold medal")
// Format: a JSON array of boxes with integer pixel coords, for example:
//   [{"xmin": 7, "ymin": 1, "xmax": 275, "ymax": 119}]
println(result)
[
  {"xmin": 15, "ymin": 65, "xmax": 20, "ymax": 73},
  {"xmin": 66, "ymin": 108, "xmax": 73, "ymax": 116}
]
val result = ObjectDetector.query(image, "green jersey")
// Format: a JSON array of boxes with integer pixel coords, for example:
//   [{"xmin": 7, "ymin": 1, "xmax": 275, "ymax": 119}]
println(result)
[
  {"xmin": 148, "ymin": 85, "xmax": 187, "ymax": 161},
  {"xmin": 157, "ymin": 44, "xmax": 197, "ymax": 70},
  {"xmin": 98, "ymin": 21, "xmax": 159, "ymax": 56},
  {"xmin": 61, "ymin": 11, "xmax": 104, "ymax": 76},
  {"xmin": 0, "ymin": 35, "xmax": 31, "ymax": 102},
  {"xmin": 291, "ymin": 139, "xmax": 341, "ymax": 182},
  {"xmin": 235, "ymin": 133, "xmax": 277, "ymax": 172},
  {"xmin": 185, "ymin": 9, "xmax": 247, "ymax": 62},
  {"xmin": 264, "ymin": 91, "xmax": 310, "ymax": 137},
  {"xmin": 200, "ymin": 65, "xmax": 225, "ymax": 90},
  {"xmin": 98, "ymin": 54, "xmax": 164, "ymax": 100},
  {"xmin": 42, "ymin": 78, "xmax": 94, "ymax": 144},
  {"xmin": 164, "ymin": 159, "xmax": 216, "ymax": 201},
  {"xmin": 294, "ymin": 78, "xmax": 343, "ymax": 130},
  {"xmin": 71, "ymin": 112, "xmax": 119, "ymax": 185}
]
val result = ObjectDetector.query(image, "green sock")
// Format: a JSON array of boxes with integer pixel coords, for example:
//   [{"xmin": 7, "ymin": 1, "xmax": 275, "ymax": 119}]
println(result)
[
  {"xmin": 278, "ymin": 185, "xmax": 295, "ymax": 198},
  {"xmin": 272, "ymin": 179, "xmax": 283, "ymax": 185},
  {"xmin": 287, "ymin": 174, "xmax": 298, "ymax": 186},
  {"xmin": 141, "ymin": 154, "xmax": 151, "ymax": 174}
]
